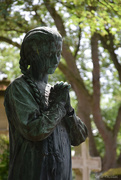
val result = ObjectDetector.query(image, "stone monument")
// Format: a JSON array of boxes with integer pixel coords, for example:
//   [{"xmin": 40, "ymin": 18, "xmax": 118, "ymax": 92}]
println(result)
[
  {"xmin": 4, "ymin": 27, "xmax": 88, "ymax": 180},
  {"xmin": 72, "ymin": 138, "xmax": 101, "ymax": 180}
]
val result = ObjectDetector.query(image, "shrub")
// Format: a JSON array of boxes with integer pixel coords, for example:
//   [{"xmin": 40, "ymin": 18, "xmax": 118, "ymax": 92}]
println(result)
[{"xmin": 0, "ymin": 135, "xmax": 9, "ymax": 180}]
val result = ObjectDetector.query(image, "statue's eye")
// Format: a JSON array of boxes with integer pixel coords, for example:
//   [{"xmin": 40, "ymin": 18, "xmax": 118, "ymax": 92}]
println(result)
[{"xmin": 57, "ymin": 52, "xmax": 61, "ymax": 57}]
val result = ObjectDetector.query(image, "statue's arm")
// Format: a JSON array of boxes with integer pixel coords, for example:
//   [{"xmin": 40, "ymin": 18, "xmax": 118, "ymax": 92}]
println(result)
[
  {"xmin": 24, "ymin": 103, "xmax": 66, "ymax": 141},
  {"xmin": 4, "ymin": 80, "xmax": 66, "ymax": 141},
  {"xmin": 65, "ymin": 113, "xmax": 88, "ymax": 146}
]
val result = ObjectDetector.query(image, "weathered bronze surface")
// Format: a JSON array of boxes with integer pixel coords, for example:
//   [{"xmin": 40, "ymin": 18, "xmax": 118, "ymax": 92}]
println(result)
[{"xmin": 4, "ymin": 27, "xmax": 88, "ymax": 180}]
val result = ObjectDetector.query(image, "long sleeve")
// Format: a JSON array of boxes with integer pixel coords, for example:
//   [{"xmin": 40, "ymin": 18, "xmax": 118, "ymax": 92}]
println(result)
[
  {"xmin": 4, "ymin": 78, "xmax": 66, "ymax": 141},
  {"xmin": 64, "ymin": 112, "xmax": 88, "ymax": 146}
]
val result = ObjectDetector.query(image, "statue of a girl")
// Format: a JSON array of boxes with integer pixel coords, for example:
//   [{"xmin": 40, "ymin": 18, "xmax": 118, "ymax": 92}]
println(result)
[{"xmin": 4, "ymin": 27, "xmax": 88, "ymax": 180}]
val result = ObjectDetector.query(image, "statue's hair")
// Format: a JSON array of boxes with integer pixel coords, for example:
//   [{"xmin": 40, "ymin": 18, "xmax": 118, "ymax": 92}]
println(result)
[{"xmin": 19, "ymin": 27, "xmax": 62, "ymax": 76}]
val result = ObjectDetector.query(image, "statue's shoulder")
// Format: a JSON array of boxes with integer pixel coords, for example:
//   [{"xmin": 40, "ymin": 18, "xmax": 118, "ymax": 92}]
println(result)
[
  {"xmin": 12, "ymin": 75, "xmax": 25, "ymax": 85},
  {"xmin": 4, "ymin": 75, "xmax": 25, "ymax": 104},
  {"xmin": 5, "ymin": 75, "xmax": 26, "ymax": 93}
]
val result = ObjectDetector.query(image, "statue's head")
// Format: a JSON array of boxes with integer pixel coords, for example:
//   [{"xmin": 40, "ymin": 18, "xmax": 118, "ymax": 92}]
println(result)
[{"xmin": 19, "ymin": 27, "xmax": 62, "ymax": 80}]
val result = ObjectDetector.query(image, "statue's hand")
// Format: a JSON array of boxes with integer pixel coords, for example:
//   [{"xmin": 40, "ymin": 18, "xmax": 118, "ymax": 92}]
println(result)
[
  {"xmin": 49, "ymin": 81, "xmax": 71, "ymax": 106},
  {"xmin": 64, "ymin": 93, "xmax": 74, "ymax": 116}
]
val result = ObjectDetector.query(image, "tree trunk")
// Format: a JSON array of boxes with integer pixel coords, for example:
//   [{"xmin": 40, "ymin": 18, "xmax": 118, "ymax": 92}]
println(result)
[
  {"xmin": 103, "ymin": 138, "xmax": 117, "ymax": 170},
  {"xmin": 91, "ymin": 33, "xmax": 117, "ymax": 171}
]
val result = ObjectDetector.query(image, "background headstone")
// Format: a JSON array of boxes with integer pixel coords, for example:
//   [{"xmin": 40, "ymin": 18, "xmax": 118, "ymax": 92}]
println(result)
[{"xmin": 72, "ymin": 138, "xmax": 101, "ymax": 180}]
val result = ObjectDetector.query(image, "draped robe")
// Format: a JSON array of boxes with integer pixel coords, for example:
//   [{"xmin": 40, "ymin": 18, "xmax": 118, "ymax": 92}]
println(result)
[{"xmin": 4, "ymin": 75, "xmax": 88, "ymax": 180}]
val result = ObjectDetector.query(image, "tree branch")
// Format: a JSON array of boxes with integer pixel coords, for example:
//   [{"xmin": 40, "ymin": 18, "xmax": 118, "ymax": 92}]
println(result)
[
  {"xmin": 0, "ymin": 36, "xmax": 21, "ymax": 49},
  {"xmin": 98, "ymin": 32, "xmax": 121, "ymax": 84},
  {"xmin": 91, "ymin": 33, "xmax": 112, "ymax": 142},
  {"xmin": 44, "ymin": 0, "xmax": 66, "ymax": 37},
  {"xmin": 62, "ymin": 42, "xmax": 79, "ymax": 74},
  {"xmin": 117, "ymin": 152, "xmax": 121, "ymax": 166},
  {"xmin": 113, "ymin": 106, "xmax": 121, "ymax": 137},
  {"xmin": 3, "ymin": 28, "xmax": 25, "ymax": 33},
  {"xmin": 74, "ymin": 24, "xmax": 82, "ymax": 59},
  {"xmin": 44, "ymin": 0, "xmax": 81, "ymax": 78},
  {"xmin": 91, "ymin": 33, "xmax": 119, "ymax": 170},
  {"xmin": 58, "ymin": 62, "xmax": 92, "ymax": 105},
  {"xmin": 58, "ymin": 62, "xmax": 84, "ymax": 88},
  {"xmin": 33, "ymin": 5, "xmax": 46, "ymax": 26}
]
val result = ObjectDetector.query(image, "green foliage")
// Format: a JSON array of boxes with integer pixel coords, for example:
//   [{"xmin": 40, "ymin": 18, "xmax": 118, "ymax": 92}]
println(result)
[
  {"xmin": 72, "ymin": 170, "xmax": 76, "ymax": 180},
  {"xmin": 61, "ymin": 0, "xmax": 121, "ymax": 36},
  {"xmin": 0, "ymin": 45, "xmax": 21, "ymax": 80},
  {"xmin": 0, "ymin": 135, "xmax": 9, "ymax": 180}
]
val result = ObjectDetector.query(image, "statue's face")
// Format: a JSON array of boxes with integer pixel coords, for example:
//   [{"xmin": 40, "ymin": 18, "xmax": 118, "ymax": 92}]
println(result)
[
  {"xmin": 46, "ymin": 40, "xmax": 62, "ymax": 74},
  {"xmin": 25, "ymin": 37, "xmax": 62, "ymax": 80}
]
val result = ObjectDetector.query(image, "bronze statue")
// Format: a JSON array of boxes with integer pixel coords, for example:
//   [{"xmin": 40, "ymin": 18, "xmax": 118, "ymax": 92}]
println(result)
[{"xmin": 4, "ymin": 27, "xmax": 88, "ymax": 180}]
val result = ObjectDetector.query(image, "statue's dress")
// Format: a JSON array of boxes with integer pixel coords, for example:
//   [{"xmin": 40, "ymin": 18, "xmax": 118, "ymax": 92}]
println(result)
[{"xmin": 4, "ymin": 75, "xmax": 88, "ymax": 180}]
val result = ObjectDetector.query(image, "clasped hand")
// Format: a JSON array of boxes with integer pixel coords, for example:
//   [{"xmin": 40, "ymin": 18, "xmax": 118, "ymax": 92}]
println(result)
[{"xmin": 49, "ymin": 81, "xmax": 72, "ymax": 113}]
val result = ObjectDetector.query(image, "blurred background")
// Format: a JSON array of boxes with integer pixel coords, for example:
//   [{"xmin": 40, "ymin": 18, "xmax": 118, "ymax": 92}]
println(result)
[{"xmin": 0, "ymin": 0, "xmax": 121, "ymax": 179}]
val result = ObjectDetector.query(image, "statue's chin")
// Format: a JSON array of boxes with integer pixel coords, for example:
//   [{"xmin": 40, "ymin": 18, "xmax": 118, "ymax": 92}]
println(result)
[{"xmin": 47, "ymin": 67, "xmax": 56, "ymax": 74}]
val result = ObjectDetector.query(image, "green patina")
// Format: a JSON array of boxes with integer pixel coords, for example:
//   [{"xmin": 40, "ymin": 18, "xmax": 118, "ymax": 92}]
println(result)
[{"xmin": 4, "ymin": 27, "xmax": 88, "ymax": 180}]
